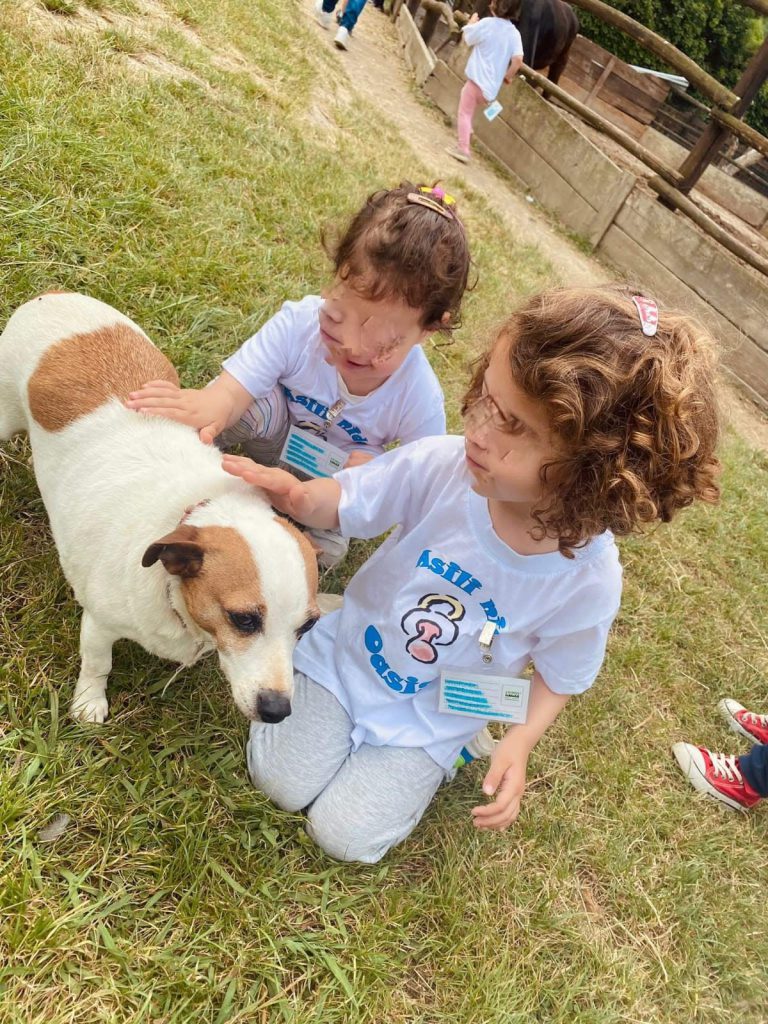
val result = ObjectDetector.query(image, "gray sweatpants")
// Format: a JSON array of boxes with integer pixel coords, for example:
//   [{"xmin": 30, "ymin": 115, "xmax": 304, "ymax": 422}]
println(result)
[{"xmin": 246, "ymin": 671, "xmax": 447, "ymax": 863}]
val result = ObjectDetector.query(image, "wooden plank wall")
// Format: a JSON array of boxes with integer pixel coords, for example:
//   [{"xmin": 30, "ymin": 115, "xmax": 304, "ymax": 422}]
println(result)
[
  {"xmin": 423, "ymin": 47, "xmax": 768, "ymax": 408},
  {"xmin": 558, "ymin": 35, "xmax": 670, "ymax": 140}
]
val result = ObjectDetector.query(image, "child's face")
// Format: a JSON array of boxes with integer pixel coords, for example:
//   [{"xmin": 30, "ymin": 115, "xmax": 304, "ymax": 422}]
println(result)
[
  {"xmin": 463, "ymin": 336, "xmax": 561, "ymax": 507},
  {"xmin": 318, "ymin": 277, "xmax": 431, "ymax": 394}
]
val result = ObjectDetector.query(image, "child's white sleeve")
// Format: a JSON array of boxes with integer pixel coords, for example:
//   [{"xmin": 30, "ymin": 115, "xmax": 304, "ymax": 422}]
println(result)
[
  {"xmin": 399, "ymin": 406, "xmax": 446, "ymax": 443},
  {"xmin": 336, "ymin": 436, "xmax": 446, "ymax": 539},
  {"xmin": 221, "ymin": 298, "xmax": 311, "ymax": 399},
  {"xmin": 397, "ymin": 380, "xmax": 446, "ymax": 443},
  {"xmin": 531, "ymin": 569, "xmax": 623, "ymax": 696},
  {"xmin": 462, "ymin": 20, "xmax": 485, "ymax": 46}
]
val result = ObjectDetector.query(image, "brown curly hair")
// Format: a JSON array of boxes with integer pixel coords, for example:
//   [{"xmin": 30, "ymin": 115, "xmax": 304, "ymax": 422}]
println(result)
[
  {"xmin": 462, "ymin": 285, "xmax": 721, "ymax": 556},
  {"xmin": 324, "ymin": 181, "xmax": 472, "ymax": 333}
]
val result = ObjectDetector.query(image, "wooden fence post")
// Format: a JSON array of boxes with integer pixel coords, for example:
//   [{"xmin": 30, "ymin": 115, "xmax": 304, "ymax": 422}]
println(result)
[{"xmin": 677, "ymin": 37, "xmax": 768, "ymax": 194}]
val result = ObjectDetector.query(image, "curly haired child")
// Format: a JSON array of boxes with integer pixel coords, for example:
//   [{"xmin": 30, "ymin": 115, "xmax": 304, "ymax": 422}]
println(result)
[
  {"xmin": 224, "ymin": 284, "xmax": 720, "ymax": 862},
  {"xmin": 127, "ymin": 182, "xmax": 471, "ymax": 567}
]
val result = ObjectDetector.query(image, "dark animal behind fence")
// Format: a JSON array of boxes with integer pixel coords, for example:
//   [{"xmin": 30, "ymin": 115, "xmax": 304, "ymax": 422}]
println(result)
[{"xmin": 473, "ymin": 0, "xmax": 578, "ymax": 84}]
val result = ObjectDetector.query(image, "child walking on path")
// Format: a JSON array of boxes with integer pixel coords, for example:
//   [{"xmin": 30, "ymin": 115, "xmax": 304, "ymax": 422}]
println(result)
[
  {"xmin": 127, "ymin": 183, "xmax": 470, "ymax": 567},
  {"xmin": 224, "ymin": 286, "xmax": 720, "ymax": 863},
  {"xmin": 447, "ymin": 0, "xmax": 524, "ymax": 165},
  {"xmin": 673, "ymin": 699, "xmax": 768, "ymax": 810},
  {"xmin": 314, "ymin": 0, "xmax": 366, "ymax": 50}
]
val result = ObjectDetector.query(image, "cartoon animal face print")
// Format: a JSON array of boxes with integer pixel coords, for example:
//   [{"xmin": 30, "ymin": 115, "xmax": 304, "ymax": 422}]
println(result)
[{"xmin": 400, "ymin": 593, "xmax": 465, "ymax": 664}]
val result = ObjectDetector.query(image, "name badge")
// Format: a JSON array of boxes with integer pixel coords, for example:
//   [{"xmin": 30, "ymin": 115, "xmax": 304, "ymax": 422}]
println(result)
[
  {"xmin": 484, "ymin": 100, "xmax": 503, "ymax": 121},
  {"xmin": 439, "ymin": 667, "xmax": 530, "ymax": 723},
  {"xmin": 279, "ymin": 426, "xmax": 347, "ymax": 479}
]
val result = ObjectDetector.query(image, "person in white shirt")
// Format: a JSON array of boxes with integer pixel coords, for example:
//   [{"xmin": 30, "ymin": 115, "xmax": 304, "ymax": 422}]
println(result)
[
  {"xmin": 447, "ymin": 0, "xmax": 524, "ymax": 164},
  {"xmin": 224, "ymin": 284, "xmax": 721, "ymax": 863},
  {"xmin": 126, "ymin": 183, "xmax": 470, "ymax": 567}
]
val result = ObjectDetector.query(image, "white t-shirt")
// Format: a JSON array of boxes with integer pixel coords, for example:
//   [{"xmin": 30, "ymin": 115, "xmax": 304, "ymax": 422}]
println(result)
[
  {"xmin": 294, "ymin": 435, "xmax": 623, "ymax": 770},
  {"xmin": 463, "ymin": 17, "xmax": 524, "ymax": 102},
  {"xmin": 222, "ymin": 296, "xmax": 446, "ymax": 455}
]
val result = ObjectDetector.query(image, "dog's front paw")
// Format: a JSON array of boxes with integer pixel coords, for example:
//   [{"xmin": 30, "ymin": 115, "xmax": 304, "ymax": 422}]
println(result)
[{"xmin": 71, "ymin": 690, "xmax": 109, "ymax": 724}]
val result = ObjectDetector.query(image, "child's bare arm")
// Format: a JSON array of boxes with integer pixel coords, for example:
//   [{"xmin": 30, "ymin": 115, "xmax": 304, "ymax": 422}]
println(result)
[
  {"xmin": 222, "ymin": 455, "xmax": 342, "ymax": 530},
  {"xmin": 126, "ymin": 371, "xmax": 253, "ymax": 444},
  {"xmin": 472, "ymin": 671, "xmax": 570, "ymax": 831},
  {"xmin": 504, "ymin": 54, "xmax": 523, "ymax": 83}
]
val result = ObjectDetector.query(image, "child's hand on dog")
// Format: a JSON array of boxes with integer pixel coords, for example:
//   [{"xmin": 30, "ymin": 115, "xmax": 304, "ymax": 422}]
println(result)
[
  {"xmin": 126, "ymin": 372, "xmax": 251, "ymax": 445},
  {"xmin": 125, "ymin": 380, "xmax": 225, "ymax": 444},
  {"xmin": 222, "ymin": 457, "xmax": 302, "ymax": 515},
  {"xmin": 222, "ymin": 455, "xmax": 342, "ymax": 530}
]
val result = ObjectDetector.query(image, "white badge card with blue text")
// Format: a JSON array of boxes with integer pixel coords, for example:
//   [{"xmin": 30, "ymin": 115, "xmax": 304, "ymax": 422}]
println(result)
[
  {"xmin": 439, "ymin": 667, "xmax": 530, "ymax": 723},
  {"xmin": 484, "ymin": 100, "xmax": 503, "ymax": 121},
  {"xmin": 279, "ymin": 426, "xmax": 347, "ymax": 479}
]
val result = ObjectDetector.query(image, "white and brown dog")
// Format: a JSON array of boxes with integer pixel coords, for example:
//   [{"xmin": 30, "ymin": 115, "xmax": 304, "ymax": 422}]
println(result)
[{"xmin": 0, "ymin": 292, "xmax": 319, "ymax": 724}]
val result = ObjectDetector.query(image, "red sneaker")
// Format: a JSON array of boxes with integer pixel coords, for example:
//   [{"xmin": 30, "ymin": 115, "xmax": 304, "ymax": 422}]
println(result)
[
  {"xmin": 671, "ymin": 743, "xmax": 762, "ymax": 811},
  {"xmin": 718, "ymin": 698, "xmax": 768, "ymax": 746}
]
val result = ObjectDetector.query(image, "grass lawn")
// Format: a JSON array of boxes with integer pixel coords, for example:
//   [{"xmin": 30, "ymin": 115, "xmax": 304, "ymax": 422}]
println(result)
[{"xmin": 1, "ymin": 1, "xmax": 767, "ymax": 1021}]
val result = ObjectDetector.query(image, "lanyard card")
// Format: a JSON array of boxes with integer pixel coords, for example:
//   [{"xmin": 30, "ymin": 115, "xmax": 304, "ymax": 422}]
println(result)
[
  {"xmin": 484, "ymin": 100, "xmax": 503, "ymax": 121},
  {"xmin": 279, "ymin": 426, "xmax": 347, "ymax": 479},
  {"xmin": 439, "ymin": 667, "xmax": 530, "ymax": 723}
]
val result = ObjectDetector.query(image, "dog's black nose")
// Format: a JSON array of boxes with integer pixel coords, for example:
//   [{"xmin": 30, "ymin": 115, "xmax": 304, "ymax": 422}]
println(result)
[{"xmin": 256, "ymin": 689, "xmax": 292, "ymax": 724}]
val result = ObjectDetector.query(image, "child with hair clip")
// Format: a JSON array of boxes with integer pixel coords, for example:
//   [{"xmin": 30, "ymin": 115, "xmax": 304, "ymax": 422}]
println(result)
[
  {"xmin": 223, "ymin": 285, "xmax": 720, "ymax": 864},
  {"xmin": 127, "ymin": 182, "xmax": 470, "ymax": 567}
]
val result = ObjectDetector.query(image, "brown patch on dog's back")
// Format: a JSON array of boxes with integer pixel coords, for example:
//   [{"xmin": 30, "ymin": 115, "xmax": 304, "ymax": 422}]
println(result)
[
  {"xmin": 28, "ymin": 322, "xmax": 179, "ymax": 431},
  {"xmin": 274, "ymin": 516, "xmax": 319, "ymax": 601}
]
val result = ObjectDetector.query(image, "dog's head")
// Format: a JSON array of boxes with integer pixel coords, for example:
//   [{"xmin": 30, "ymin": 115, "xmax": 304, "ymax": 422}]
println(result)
[{"xmin": 142, "ymin": 497, "xmax": 319, "ymax": 723}]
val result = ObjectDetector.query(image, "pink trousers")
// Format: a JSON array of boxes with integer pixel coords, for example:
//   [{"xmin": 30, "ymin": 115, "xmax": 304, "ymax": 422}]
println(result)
[{"xmin": 457, "ymin": 79, "xmax": 485, "ymax": 155}]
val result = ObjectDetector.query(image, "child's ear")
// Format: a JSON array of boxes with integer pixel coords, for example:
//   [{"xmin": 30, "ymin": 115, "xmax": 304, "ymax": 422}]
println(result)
[{"xmin": 421, "ymin": 311, "xmax": 452, "ymax": 340}]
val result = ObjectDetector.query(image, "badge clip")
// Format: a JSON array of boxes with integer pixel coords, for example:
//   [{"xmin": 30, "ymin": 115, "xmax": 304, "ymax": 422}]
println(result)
[
  {"xmin": 325, "ymin": 398, "xmax": 345, "ymax": 427},
  {"xmin": 479, "ymin": 621, "xmax": 496, "ymax": 664}
]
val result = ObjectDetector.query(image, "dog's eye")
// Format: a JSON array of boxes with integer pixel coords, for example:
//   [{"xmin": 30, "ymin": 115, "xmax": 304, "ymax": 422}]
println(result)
[
  {"xmin": 228, "ymin": 611, "xmax": 263, "ymax": 634},
  {"xmin": 296, "ymin": 616, "xmax": 319, "ymax": 639}
]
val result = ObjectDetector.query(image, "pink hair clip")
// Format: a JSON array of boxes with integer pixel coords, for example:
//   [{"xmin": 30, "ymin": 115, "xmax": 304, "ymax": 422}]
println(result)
[{"xmin": 632, "ymin": 295, "xmax": 659, "ymax": 337}]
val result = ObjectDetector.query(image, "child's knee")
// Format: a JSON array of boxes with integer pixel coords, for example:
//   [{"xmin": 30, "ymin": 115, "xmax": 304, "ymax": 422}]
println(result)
[
  {"xmin": 305, "ymin": 806, "xmax": 393, "ymax": 864},
  {"xmin": 303, "ymin": 798, "xmax": 409, "ymax": 864},
  {"xmin": 246, "ymin": 731, "xmax": 310, "ymax": 813}
]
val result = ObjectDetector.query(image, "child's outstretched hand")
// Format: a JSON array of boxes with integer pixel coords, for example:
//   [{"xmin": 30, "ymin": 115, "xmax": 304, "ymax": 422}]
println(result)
[
  {"xmin": 126, "ymin": 380, "xmax": 227, "ymax": 445},
  {"xmin": 221, "ymin": 455, "xmax": 323, "ymax": 525},
  {"xmin": 471, "ymin": 738, "xmax": 528, "ymax": 831}
]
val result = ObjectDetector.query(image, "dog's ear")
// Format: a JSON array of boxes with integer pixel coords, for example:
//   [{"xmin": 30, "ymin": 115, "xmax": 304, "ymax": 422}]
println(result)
[{"xmin": 142, "ymin": 525, "xmax": 204, "ymax": 578}]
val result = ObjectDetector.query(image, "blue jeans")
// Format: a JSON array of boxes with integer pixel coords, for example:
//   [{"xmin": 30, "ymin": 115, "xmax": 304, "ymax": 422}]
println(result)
[
  {"xmin": 739, "ymin": 743, "xmax": 768, "ymax": 797},
  {"xmin": 322, "ymin": 0, "xmax": 367, "ymax": 30}
]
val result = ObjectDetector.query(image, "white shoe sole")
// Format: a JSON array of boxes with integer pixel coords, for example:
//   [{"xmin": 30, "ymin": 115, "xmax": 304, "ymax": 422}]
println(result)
[
  {"xmin": 718, "ymin": 698, "xmax": 760, "ymax": 745},
  {"xmin": 671, "ymin": 742, "xmax": 745, "ymax": 812},
  {"xmin": 444, "ymin": 147, "xmax": 469, "ymax": 164}
]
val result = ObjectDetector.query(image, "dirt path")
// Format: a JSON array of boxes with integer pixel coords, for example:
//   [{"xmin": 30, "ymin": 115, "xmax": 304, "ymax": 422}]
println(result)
[
  {"xmin": 306, "ymin": 0, "xmax": 604, "ymax": 287},
  {"xmin": 306, "ymin": 0, "xmax": 768, "ymax": 451}
]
